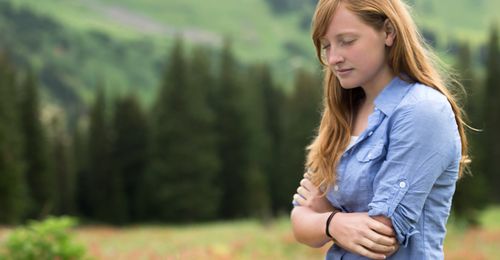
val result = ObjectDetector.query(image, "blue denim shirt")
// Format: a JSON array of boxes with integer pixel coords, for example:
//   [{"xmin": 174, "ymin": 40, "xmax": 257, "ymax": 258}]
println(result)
[{"xmin": 325, "ymin": 76, "xmax": 461, "ymax": 259}]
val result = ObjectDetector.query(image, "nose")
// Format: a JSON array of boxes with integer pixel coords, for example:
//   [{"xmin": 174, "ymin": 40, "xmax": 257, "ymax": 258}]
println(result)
[{"xmin": 326, "ymin": 48, "xmax": 344, "ymax": 66}]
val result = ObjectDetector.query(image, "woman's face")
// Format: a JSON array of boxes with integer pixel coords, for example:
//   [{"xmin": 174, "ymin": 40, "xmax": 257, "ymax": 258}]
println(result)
[{"xmin": 320, "ymin": 3, "xmax": 395, "ymax": 90}]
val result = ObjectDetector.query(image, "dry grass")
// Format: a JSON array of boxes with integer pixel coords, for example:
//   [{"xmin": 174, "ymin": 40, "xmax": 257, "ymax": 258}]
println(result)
[
  {"xmin": 1, "ymin": 207, "xmax": 500, "ymax": 259},
  {"xmin": 74, "ymin": 219, "xmax": 327, "ymax": 260},
  {"xmin": 73, "ymin": 213, "xmax": 500, "ymax": 260}
]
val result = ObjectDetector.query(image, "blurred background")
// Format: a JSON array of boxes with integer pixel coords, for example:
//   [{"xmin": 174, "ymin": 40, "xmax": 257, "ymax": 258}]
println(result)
[{"xmin": 0, "ymin": 0, "xmax": 499, "ymax": 259}]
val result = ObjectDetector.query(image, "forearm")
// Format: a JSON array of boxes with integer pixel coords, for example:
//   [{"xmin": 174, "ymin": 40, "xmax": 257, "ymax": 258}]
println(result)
[
  {"xmin": 290, "ymin": 206, "xmax": 332, "ymax": 248},
  {"xmin": 291, "ymin": 176, "xmax": 396, "ymax": 252}
]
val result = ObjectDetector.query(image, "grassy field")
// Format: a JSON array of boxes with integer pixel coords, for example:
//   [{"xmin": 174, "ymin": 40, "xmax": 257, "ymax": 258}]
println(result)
[
  {"xmin": 75, "ymin": 218, "xmax": 325, "ymax": 259},
  {"xmin": 72, "ymin": 207, "xmax": 500, "ymax": 259},
  {"xmin": 1, "ymin": 207, "xmax": 499, "ymax": 259}
]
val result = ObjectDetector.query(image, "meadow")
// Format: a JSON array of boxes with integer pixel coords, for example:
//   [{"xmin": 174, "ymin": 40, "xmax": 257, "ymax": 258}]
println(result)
[
  {"xmin": 1, "ymin": 209, "xmax": 499, "ymax": 259},
  {"xmin": 71, "ymin": 207, "xmax": 500, "ymax": 259}
]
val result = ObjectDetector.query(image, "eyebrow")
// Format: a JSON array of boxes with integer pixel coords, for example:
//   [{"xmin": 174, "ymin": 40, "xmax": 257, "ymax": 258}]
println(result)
[
  {"xmin": 334, "ymin": 32, "xmax": 358, "ymax": 38},
  {"xmin": 321, "ymin": 31, "xmax": 358, "ymax": 41}
]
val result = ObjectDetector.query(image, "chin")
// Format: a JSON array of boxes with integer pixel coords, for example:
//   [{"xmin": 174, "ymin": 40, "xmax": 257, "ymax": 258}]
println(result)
[{"xmin": 337, "ymin": 79, "xmax": 359, "ymax": 89}]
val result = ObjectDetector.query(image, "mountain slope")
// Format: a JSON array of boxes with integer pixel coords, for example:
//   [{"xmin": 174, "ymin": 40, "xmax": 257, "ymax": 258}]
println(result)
[
  {"xmin": 1, "ymin": 0, "xmax": 497, "ymax": 121},
  {"xmin": 0, "ymin": 1, "xmax": 165, "ymax": 121}
]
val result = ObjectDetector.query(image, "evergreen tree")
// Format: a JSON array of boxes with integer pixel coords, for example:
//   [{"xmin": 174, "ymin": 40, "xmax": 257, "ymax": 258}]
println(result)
[
  {"xmin": 451, "ymin": 42, "xmax": 488, "ymax": 225},
  {"xmin": 213, "ymin": 40, "xmax": 252, "ymax": 218},
  {"xmin": 280, "ymin": 68, "xmax": 322, "ymax": 213},
  {"xmin": 241, "ymin": 64, "xmax": 275, "ymax": 219},
  {"xmin": 483, "ymin": 24, "xmax": 500, "ymax": 203},
  {"xmin": 86, "ymin": 87, "xmax": 115, "ymax": 222},
  {"xmin": 253, "ymin": 65, "xmax": 288, "ymax": 215},
  {"xmin": 0, "ymin": 54, "xmax": 28, "ymax": 223},
  {"xmin": 186, "ymin": 46, "xmax": 221, "ymax": 220},
  {"xmin": 111, "ymin": 94, "xmax": 149, "ymax": 222},
  {"xmin": 19, "ymin": 71, "xmax": 54, "ymax": 219},
  {"xmin": 146, "ymin": 39, "xmax": 220, "ymax": 221},
  {"xmin": 73, "ymin": 117, "xmax": 90, "ymax": 218},
  {"xmin": 49, "ymin": 115, "xmax": 77, "ymax": 216}
]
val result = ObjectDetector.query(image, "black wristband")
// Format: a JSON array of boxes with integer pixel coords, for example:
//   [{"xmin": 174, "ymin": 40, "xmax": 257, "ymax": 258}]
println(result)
[{"xmin": 325, "ymin": 210, "xmax": 340, "ymax": 239}]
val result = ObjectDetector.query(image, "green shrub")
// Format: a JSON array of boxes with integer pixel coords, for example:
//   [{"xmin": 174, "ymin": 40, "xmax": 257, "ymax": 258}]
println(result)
[{"xmin": 0, "ymin": 216, "xmax": 88, "ymax": 260}]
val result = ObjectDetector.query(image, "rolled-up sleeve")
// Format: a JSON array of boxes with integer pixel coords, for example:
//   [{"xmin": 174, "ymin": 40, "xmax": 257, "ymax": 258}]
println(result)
[{"xmin": 368, "ymin": 99, "xmax": 459, "ymax": 246}]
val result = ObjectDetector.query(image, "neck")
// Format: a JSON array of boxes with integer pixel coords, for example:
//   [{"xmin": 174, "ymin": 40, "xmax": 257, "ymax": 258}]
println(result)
[{"xmin": 361, "ymin": 66, "xmax": 395, "ymax": 106}]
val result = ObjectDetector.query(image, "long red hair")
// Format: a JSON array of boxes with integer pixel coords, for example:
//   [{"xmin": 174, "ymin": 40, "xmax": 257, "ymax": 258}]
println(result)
[{"xmin": 306, "ymin": 0, "xmax": 470, "ymax": 191}]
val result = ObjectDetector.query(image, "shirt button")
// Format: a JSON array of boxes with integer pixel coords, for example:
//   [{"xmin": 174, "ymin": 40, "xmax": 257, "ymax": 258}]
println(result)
[
  {"xmin": 334, "ymin": 185, "xmax": 339, "ymax": 191},
  {"xmin": 399, "ymin": 181, "xmax": 406, "ymax": 188}
]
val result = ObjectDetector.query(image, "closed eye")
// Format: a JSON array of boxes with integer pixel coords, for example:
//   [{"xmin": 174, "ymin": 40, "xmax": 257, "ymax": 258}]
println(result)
[{"xmin": 340, "ymin": 39, "xmax": 355, "ymax": 46}]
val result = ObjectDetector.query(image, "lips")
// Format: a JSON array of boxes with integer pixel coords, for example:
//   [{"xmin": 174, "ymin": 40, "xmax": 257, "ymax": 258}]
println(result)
[{"xmin": 335, "ymin": 68, "xmax": 353, "ymax": 76}]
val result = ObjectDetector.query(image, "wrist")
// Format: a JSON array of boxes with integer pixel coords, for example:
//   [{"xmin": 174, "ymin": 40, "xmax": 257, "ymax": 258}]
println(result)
[{"xmin": 325, "ymin": 209, "xmax": 341, "ymax": 239}]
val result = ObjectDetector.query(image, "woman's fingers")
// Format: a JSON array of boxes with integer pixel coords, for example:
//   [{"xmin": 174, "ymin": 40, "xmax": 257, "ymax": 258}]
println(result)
[
  {"xmin": 299, "ymin": 179, "xmax": 310, "ymax": 191},
  {"xmin": 365, "ymin": 222, "xmax": 397, "ymax": 247},
  {"xmin": 359, "ymin": 236, "xmax": 396, "ymax": 254},
  {"xmin": 355, "ymin": 245, "xmax": 387, "ymax": 260},
  {"xmin": 297, "ymin": 186, "xmax": 310, "ymax": 199},
  {"xmin": 300, "ymin": 177, "xmax": 316, "ymax": 193},
  {"xmin": 293, "ymin": 193, "xmax": 306, "ymax": 206},
  {"xmin": 368, "ymin": 218, "xmax": 395, "ymax": 237},
  {"xmin": 293, "ymin": 177, "xmax": 315, "ymax": 207},
  {"xmin": 388, "ymin": 243, "xmax": 400, "ymax": 256},
  {"xmin": 365, "ymin": 228, "xmax": 397, "ymax": 247},
  {"xmin": 331, "ymin": 213, "xmax": 397, "ymax": 257},
  {"xmin": 293, "ymin": 177, "xmax": 311, "ymax": 207}
]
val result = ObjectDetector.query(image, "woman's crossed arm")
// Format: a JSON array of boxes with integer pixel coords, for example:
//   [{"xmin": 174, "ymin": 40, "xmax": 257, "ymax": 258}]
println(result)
[{"xmin": 291, "ymin": 176, "xmax": 399, "ymax": 259}]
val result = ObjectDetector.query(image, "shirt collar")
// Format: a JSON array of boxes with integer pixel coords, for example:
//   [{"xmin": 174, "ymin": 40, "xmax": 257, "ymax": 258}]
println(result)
[{"xmin": 373, "ymin": 75, "xmax": 413, "ymax": 117}]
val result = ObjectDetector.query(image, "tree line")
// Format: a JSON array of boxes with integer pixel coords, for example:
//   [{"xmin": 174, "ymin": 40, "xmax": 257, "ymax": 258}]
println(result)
[
  {"xmin": 0, "ymin": 26, "xmax": 499, "ymax": 225},
  {"xmin": 0, "ymin": 38, "xmax": 322, "ymax": 224}
]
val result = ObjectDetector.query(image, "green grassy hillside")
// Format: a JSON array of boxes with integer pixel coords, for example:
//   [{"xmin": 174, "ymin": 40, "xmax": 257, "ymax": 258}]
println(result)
[
  {"xmin": 411, "ymin": 0, "xmax": 499, "ymax": 45},
  {"xmin": 8, "ymin": 0, "xmax": 499, "ymax": 56},
  {"xmin": 0, "ymin": 3, "xmax": 164, "ymax": 124},
  {"xmin": 1, "ymin": 0, "xmax": 498, "ymax": 118},
  {"xmin": 6, "ymin": 0, "xmax": 315, "ymax": 66}
]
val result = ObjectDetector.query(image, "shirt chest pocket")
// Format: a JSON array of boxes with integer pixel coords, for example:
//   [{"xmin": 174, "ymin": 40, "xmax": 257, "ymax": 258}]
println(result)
[
  {"xmin": 350, "ymin": 142, "xmax": 386, "ymax": 190},
  {"xmin": 339, "ymin": 143, "xmax": 386, "ymax": 200},
  {"xmin": 356, "ymin": 143, "xmax": 386, "ymax": 162}
]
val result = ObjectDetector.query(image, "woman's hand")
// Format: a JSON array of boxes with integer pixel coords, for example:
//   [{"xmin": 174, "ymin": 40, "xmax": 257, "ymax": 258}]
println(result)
[
  {"xmin": 372, "ymin": 215, "xmax": 400, "ymax": 257},
  {"xmin": 293, "ymin": 174, "xmax": 334, "ymax": 213},
  {"xmin": 329, "ymin": 212, "xmax": 399, "ymax": 259},
  {"xmin": 292, "ymin": 175, "xmax": 400, "ymax": 258}
]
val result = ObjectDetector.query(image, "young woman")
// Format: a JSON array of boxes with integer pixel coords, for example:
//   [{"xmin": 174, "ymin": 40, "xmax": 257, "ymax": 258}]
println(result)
[{"xmin": 291, "ymin": 0, "xmax": 469, "ymax": 259}]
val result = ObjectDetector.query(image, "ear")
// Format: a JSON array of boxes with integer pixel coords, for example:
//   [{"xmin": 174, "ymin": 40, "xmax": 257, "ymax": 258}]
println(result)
[{"xmin": 383, "ymin": 19, "xmax": 396, "ymax": 47}]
